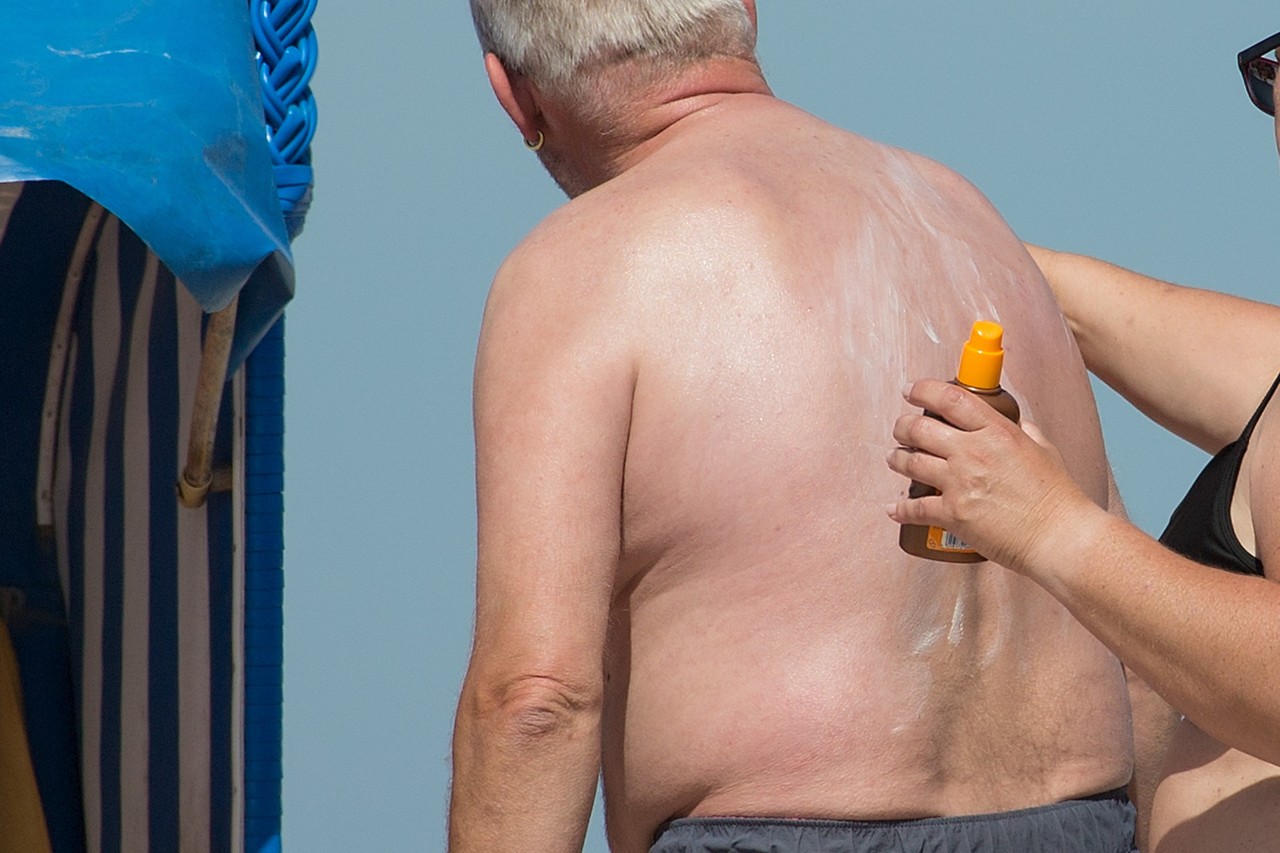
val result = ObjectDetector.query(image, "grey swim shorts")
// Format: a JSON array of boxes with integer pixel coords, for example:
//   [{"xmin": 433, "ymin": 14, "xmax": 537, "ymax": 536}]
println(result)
[{"xmin": 649, "ymin": 789, "xmax": 1136, "ymax": 852}]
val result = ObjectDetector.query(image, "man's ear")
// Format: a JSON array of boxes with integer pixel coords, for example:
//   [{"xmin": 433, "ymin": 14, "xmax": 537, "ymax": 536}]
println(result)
[
  {"xmin": 484, "ymin": 53, "xmax": 540, "ymax": 143},
  {"xmin": 742, "ymin": 0, "xmax": 757, "ymax": 30}
]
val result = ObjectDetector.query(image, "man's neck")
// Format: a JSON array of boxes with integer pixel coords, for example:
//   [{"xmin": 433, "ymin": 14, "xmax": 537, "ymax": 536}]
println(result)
[{"xmin": 548, "ymin": 57, "xmax": 773, "ymax": 197}]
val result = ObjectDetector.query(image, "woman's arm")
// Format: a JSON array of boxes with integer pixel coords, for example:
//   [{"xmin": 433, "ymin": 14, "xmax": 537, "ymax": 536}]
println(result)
[{"xmin": 1026, "ymin": 245, "xmax": 1280, "ymax": 453}]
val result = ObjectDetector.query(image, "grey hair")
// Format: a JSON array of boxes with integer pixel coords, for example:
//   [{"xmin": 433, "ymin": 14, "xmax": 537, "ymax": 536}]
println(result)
[{"xmin": 470, "ymin": 0, "xmax": 756, "ymax": 98}]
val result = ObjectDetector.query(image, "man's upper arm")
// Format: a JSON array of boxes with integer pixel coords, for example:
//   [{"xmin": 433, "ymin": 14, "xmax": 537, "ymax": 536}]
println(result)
[{"xmin": 469, "ymin": 251, "xmax": 636, "ymax": 697}]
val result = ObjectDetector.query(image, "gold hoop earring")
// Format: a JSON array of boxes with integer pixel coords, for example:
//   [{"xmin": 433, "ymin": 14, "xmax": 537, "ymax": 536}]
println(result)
[{"xmin": 524, "ymin": 131, "xmax": 545, "ymax": 152}]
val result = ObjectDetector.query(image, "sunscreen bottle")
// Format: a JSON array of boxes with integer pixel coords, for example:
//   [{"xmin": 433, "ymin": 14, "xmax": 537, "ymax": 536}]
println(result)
[{"xmin": 898, "ymin": 320, "xmax": 1021, "ymax": 563}]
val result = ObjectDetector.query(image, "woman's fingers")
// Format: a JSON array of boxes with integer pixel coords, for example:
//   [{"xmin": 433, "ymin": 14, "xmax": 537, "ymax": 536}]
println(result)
[
  {"xmin": 891, "ymin": 412, "xmax": 957, "ymax": 457},
  {"xmin": 902, "ymin": 379, "xmax": 1003, "ymax": 432},
  {"xmin": 886, "ymin": 444, "xmax": 947, "ymax": 489},
  {"xmin": 888, "ymin": 378, "xmax": 1092, "ymax": 573},
  {"xmin": 885, "ymin": 491, "xmax": 944, "ymax": 526}
]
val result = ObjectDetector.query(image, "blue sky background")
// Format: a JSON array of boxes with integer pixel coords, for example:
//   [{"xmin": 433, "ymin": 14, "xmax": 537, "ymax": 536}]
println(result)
[{"xmin": 279, "ymin": 2, "xmax": 1279, "ymax": 849}]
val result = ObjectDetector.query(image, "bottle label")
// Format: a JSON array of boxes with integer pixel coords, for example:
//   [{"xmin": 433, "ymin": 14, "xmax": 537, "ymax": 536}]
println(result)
[{"xmin": 926, "ymin": 526, "xmax": 977, "ymax": 554}]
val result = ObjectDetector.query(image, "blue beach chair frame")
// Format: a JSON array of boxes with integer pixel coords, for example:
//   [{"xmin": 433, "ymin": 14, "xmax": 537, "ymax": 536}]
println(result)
[{"xmin": 0, "ymin": 1, "xmax": 315, "ymax": 851}]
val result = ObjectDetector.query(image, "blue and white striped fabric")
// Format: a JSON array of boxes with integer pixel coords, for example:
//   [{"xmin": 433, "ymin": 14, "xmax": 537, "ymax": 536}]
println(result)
[
  {"xmin": 0, "ymin": 5, "xmax": 302, "ymax": 849},
  {"xmin": 0, "ymin": 180, "xmax": 250, "ymax": 853}
]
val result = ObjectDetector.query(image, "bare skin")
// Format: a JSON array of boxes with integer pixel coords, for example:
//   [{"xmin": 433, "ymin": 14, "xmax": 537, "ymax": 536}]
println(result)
[
  {"xmin": 1150, "ymin": 720, "xmax": 1280, "ymax": 852},
  {"xmin": 1042, "ymin": 249, "xmax": 1280, "ymax": 853},
  {"xmin": 886, "ymin": 258, "xmax": 1280, "ymax": 852},
  {"xmin": 452, "ymin": 36, "xmax": 1133, "ymax": 853},
  {"xmin": 885, "ymin": 62, "xmax": 1280, "ymax": 851}
]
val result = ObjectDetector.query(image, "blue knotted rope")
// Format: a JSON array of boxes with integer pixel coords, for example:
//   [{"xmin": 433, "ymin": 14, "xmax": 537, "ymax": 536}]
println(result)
[
  {"xmin": 246, "ymin": 3, "xmax": 315, "ymax": 852},
  {"xmin": 252, "ymin": 0, "xmax": 317, "ymax": 239}
]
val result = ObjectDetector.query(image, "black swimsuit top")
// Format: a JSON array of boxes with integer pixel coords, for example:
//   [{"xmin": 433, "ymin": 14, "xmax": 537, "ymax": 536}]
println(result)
[{"xmin": 1157, "ymin": 373, "xmax": 1280, "ymax": 577}]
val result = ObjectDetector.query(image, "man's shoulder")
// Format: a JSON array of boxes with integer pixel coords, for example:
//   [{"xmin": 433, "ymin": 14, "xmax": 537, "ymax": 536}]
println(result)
[
  {"xmin": 492, "ymin": 193, "xmax": 641, "ymax": 302},
  {"xmin": 878, "ymin": 143, "xmax": 998, "ymax": 214},
  {"xmin": 482, "ymin": 193, "xmax": 654, "ymax": 342},
  {"xmin": 497, "ymin": 170, "xmax": 738, "ymax": 293}
]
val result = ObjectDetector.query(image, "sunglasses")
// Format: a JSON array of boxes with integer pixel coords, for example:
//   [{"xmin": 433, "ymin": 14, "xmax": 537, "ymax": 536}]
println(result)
[{"xmin": 1239, "ymin": 31, "xmax": 1280, "ymax": 116}]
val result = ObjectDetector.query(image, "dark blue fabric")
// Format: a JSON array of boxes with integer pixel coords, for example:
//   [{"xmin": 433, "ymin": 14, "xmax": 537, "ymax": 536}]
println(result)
[
  {"xmin": 0, "ymin": 179, "xmax": 87, "ymax": 853},
  {"xmin": 650, "ymin": 790, "xmax": 1137, "ymax": 853},
  {"xmin": 243, "ymin": 318, "xmax": 287, "ymax": 853}
]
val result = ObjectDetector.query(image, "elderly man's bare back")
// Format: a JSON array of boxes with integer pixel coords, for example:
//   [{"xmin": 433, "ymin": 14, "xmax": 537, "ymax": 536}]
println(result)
[{"xmin": 478, "ymin": 95, "xmax": 1131, "ymax": 853}]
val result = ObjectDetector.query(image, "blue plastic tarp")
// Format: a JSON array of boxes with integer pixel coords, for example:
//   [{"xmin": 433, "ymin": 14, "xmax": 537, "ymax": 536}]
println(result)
[{"xmin": 0, "ymin": 0, "xmax": 294, "ymax": 364}]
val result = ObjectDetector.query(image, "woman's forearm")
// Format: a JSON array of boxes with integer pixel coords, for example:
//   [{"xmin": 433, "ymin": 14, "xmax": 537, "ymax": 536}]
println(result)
[{"xmin": 1033, "ymin": 508, "xmax": 1280, "ymax": 767}]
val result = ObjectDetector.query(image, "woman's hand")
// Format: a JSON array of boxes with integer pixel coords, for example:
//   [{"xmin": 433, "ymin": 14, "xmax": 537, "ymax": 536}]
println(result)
[{"xmin": 885, "ymin": 379, "xmax": 1097, "ymax": 575}]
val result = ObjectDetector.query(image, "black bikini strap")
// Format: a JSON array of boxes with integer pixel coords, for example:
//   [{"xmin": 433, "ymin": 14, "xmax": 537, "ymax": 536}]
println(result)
[{"xmin": 1241, "ymin": 370, "xmax": 1280, "ymax": 441}]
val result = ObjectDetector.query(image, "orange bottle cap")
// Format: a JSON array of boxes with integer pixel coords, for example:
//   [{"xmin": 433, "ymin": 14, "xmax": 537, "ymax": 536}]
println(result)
[{"xmin": 956, "ymin": 320, "xmax": 1005, "ymax": 390}]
